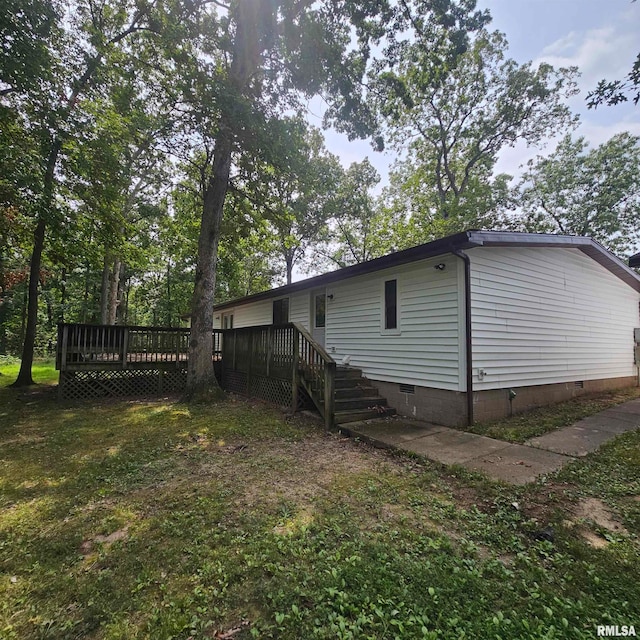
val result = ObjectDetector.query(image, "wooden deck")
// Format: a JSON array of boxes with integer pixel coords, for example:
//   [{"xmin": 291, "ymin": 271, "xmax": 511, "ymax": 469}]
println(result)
[
  {"xmin": 56, "ymin": 322, "xmax": 336, "ymax": 428},
  {"xmin": 57, "ymin": 323, "xmax": 223, "ymax": 371}
]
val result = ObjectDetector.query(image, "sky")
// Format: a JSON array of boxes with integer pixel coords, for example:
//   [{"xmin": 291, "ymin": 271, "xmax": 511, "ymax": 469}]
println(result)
[{"xmin": 311, "ymin": 0, "xmax": 640, "ymax": 186}]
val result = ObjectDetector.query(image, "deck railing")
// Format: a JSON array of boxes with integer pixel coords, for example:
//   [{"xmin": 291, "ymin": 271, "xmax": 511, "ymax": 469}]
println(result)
[
  {"xmin": 56, "ymin": 323, "xmax": 223, "ymax": 371},
  {"xmin": 56, "ymin": 322, "xmax": 335, "ymax": 426},
  {"xmin": 293, "ymin": 322, "xmax": 336, "ymax": 429},
  {"xmin": 220, "ymin": 322, "xmax": 336, "ymax": 429}
]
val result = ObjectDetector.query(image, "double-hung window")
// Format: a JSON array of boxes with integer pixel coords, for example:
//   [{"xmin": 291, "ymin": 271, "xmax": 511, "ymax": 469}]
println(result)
[
  {"xmin": 381, "ymin": 278, "xmax": 400, "ymax": 334},
  {"xmin": 384, "ymin": 279, "xmax": 397, "ymax": 330},
  {"xmin": 272, "ymin": 298, "xmax": 289, "ymax": 325}
]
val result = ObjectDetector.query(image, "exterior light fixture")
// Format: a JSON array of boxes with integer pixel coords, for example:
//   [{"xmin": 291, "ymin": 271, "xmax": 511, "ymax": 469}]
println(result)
[{"xmin": 434, "ymin": 263, "xmax": 446, "ymax": 271}]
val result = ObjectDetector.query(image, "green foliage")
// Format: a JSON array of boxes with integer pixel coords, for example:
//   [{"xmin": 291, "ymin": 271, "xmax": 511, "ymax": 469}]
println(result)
[
  {"xmin": 321, "ymin": 159, "xmax": 394, "ymax": 267},
  {"xmin": 0, "ymin": 0, "xmax": 60, "ymax": 96},
  {"xmin": 517, "ymin": 133, "xmax": 640, "ymax": 255},
  {"xmin": 587, "ymin": 52, "xmax": 640, "ymax": 108},
  {"xmin": 234, "ymin": 120, "xmax": 344, "ymax": 283},
  {"xmin": 380, "ymin": 29, "xmax": 577, "ymax": 245}
]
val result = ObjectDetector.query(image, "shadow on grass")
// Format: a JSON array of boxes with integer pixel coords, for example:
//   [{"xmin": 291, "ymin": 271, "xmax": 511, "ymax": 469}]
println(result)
[{"xmin": 2, "ymin": 382, "xmax": 640, "ymax": 639}]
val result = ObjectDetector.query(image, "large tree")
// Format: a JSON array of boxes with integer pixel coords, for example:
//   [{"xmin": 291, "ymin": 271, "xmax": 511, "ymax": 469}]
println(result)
[
  {"xmin": 2, "ymin": 0, "xmax": 162, "ymax": 385},
  {"xmin": 517, "ymin": 133, "xmax": 640, "ymax": 256},
  {"xmin": 178, "ymin": 0, "xmax": 490, "ymax": 399},
  {"xmin": 377, "ymin": 30, "xmax": 577, "ymax": 240},
  {"xmin": 321, "ymin": 159, "xmax": 391, "ymax": 268},
  {"xmin": 235, "ymin": 121, "xmax": 343, "ymax": 284}
]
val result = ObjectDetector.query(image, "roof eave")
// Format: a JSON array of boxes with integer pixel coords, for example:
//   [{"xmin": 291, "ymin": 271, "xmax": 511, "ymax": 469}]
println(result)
[
  {"xmin": 213, "ymin": 230, "xmax": 480, "ymax": 312},
  {"xmin": 214, "ymin": 231, "xmax": 640, "ymax": 313}
]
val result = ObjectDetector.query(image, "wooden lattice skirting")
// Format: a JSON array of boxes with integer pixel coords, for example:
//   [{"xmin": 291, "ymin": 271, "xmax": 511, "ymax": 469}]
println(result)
[
  {"xmin": 59, "ymin": 369, "xmax": 187, "ymax": 400},
  {"xmin": 59, "ymin": 366, "xmax": 310, "ymax": 411},
  {"xmin": 222, "ymin": 368, "xmax": 303, "ymax": 409}
]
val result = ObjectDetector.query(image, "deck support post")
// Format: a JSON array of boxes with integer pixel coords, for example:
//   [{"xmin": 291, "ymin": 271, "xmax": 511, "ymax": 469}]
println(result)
[
  {"xmin": 292, "ymin": 329, "xmax": 300, "ymax": 412},
  {"xmin": 122, "ymin": 328, "xmax": 129, "ymax": 369},
  {"xmin": 266, "ymin": 326, "xmax": 273, "ymax": 377},
  {"xmin": 324, "ymin": 361, "xmax": 336, "ymax": 431},
  {"xmin": 60, "ymin": 325, "xmax": 69, "ymax": 371},
  {"xmin": 247, "ymin": 330, "xmax": 254, "ymax": 395}
]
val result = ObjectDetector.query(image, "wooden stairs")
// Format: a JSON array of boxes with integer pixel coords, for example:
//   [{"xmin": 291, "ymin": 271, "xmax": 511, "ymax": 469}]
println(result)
[{"xmin": 333, "ymin": 366, "xmax": 396, "ymax": 425}]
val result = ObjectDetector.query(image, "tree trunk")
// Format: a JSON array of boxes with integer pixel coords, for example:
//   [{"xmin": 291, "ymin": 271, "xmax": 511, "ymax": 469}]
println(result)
[
  {"xmin": 19, "ymin": 281, "xmax": 28, "ymax": 346},
  {"xmin": 185, "ymin": 0, "xmax": 264, "ymax": 400},
  {"xmin": 185, "ymin": 132, "xmax": 233, "ymax": 399},
  {"xmin": 100, "ymin": 255, "xmax": 110, "ymax": 324},
  {"xmin": 107, "ymin": 257, "xmax": 121, "ymax": 324},
  {"xmin": 59, "ymin": 267, "xmax": 66, "ymax": 323},
  {"xmin": 122, "ymin": 274, "xmax": 130, "ymax": 324},
  {"xmin": 166, "ymin": 258, "xmax": 172, "ymax": 326},
  {"xmin": 100, "ymin": 255, "xmax": 122, "ymax": 325},
  {"xmin": 285, "ymin": 253, "xmax": 294, "ymax": 285},
  {"xmin": 116, "ymin": 263, "xmax": 126, "ymax": 324},
  {"xmin": 82, "ymin": 261, "xmax": 90, "ymax": 324},
  {"xmin": 43, "ymin": 284, "xmax": 54, "ymax": 329},
  {"xmin": 12, "ymin": 141, "xmax": 61, "ymax": 386}
]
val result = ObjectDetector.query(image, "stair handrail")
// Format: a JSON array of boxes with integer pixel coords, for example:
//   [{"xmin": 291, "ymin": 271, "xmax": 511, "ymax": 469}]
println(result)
[
  {"xmin": 292, "ymin": 322, "xmax": 335, "ymax": 364},
  {"xmin": 292, "ymin": 322, "xmax": 336, "ymax": 430}
]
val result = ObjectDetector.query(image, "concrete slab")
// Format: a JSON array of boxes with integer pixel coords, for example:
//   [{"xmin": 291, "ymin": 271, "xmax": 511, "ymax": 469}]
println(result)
[
  {"xmin": 583, "ymin": 410, "xmax": 639, "ymax": 423},
  {"xmin": 407, "ymin": 430, "xmax": 511, "ymax": 465},
  {"xmin": 340, "ymin": 419, "xmax": 446, "ymax": 446},
  {"xmin": 585, "ymin": 412, "xmax": 640, "ymax": 433},
  {"xmin": 340, "ymin": 397, "xmax": 640, "ymax": 484},
  {"xmin": 526, "ymin": 425, "xmax": 614, "ymax": 457},
  {"xmin": 602, "ymin": 399, "xmax": 640, "ymax": 414},
  {"xmin": 464, "ymin": 444, "xmax": 570, "ymax": 485}
]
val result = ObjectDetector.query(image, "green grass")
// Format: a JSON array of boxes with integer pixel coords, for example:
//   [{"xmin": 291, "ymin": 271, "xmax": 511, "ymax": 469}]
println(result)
[
  {"xmin": 1, "ymin": 363, "xmax": 639, "ymax": 639},
  {"xmin": 467, "ymin": 386, "xmax": 640, "ymax": 443},
  {"xmin": 0, "ymin": 358, "xmax": 58, "ymax": 388}
]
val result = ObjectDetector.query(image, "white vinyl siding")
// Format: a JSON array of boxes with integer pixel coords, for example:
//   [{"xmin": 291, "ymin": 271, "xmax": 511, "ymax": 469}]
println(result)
[
  {"xmin": 214, "ymin": 291, "xmax": 310, "ymax": 330},
  {"xmin": 230, "ymin": 300, "xmax": 272, "ymax": 327},
  {"xmin": 290, "ymin": 291, "xmax": 310, "ymax": 327},
  {"xmin": 325, "ymin": 256, "xmax": 463, "ymax": 390},
  {"xmin": 470, "ymin": 246, "xmax": 639, "ymax": 390}
]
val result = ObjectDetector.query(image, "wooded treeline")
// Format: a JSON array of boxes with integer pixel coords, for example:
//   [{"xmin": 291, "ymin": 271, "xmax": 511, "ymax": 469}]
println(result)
[{"xmin": 1, "ymin": 0, "xmax": 639, "ymax": 391}]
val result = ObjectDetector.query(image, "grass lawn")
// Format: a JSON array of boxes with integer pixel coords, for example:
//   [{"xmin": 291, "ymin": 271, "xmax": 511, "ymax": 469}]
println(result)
[
  {"xmin": 0, "ymin": 358, "xmax": 58, "ymax": 388},
  {"xmin": 1, "ymin": 362, "xmax": 639, "ymax": 639},
  {"xmin": 467, "ymin": 386, "xmax": 640, "ymax": 443}
]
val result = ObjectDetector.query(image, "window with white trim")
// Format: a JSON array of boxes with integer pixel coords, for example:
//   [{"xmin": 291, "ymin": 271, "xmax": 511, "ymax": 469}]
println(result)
[
  {"xmin": 384, "ymin": 279, "xmax": 397, "ymax": 330},
  {"xmin": 272, "ymin": 298, "xmax": 289, "ymax": 324}
]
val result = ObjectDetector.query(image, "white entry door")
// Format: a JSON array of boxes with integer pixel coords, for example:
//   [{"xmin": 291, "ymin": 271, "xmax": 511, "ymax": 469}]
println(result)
[{"xmin": 310, "ymin": 289, "xmax": 326, "ymax": 347}]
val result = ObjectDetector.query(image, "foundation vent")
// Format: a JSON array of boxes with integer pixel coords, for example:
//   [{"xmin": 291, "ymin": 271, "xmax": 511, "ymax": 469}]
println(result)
[
  {"xmin": 399, "ymin": 383, "xmax": 415, "ymax": 394},
  {"xmin": 574, "ymin": 381, "xmax": 584, "ymax": 389}
]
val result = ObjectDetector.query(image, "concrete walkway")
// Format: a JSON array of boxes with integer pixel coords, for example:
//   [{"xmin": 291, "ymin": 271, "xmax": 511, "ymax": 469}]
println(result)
[{"xmin": 339, "ymin": 398, "xmax": 640, "ymax": 485}]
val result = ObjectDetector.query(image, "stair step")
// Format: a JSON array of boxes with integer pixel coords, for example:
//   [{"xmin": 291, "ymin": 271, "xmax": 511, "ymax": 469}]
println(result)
[
  {"xmin": 335, "ymin": 396, "xmax": 388, "ymax": 411},
  {"xmin": 335, "ymin": 367, "xmax": 363, "ymax": 379},
  {"xmin": 334, "ymin": 386, "xmax": 378, "ymax": 399},
  {"xmin": 334, "ymin": 407, "xmax": 396, "ymax": 425},
  {"xmin": 334, "ymin": 377, "xmax": 365, "ymax": 389}
]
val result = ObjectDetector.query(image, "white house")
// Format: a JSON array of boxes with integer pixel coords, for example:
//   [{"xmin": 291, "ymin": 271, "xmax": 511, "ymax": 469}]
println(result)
[{"xmin": 213, "ymin": 231, "xmax": 640, "ymax": 425}]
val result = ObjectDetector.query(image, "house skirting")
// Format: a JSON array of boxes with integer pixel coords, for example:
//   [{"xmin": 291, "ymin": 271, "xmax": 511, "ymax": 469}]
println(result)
[
  {"xmin": 473, "ymin": 376, "xmax": 638, "ymax": 423},
  {"xmin": 374, "ymin": 376, "xmax": 638, "ymax": 427},
  {"xmin": 373, "ymin": 380, "xmax": 468, "ymax": 427}
]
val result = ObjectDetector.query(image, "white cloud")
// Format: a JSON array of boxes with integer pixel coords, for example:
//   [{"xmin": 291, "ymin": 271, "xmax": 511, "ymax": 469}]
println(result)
[
  {"xmin": 495, "ymin": 5, "xmax": 640, "ymax": 177},
  {"xmin": 535, "ymin": 17, "xmax": 639, "ymax": 90},
  {"xmin": 578, "ymin": 119, "xmax": 640, "ymax": 146}
]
